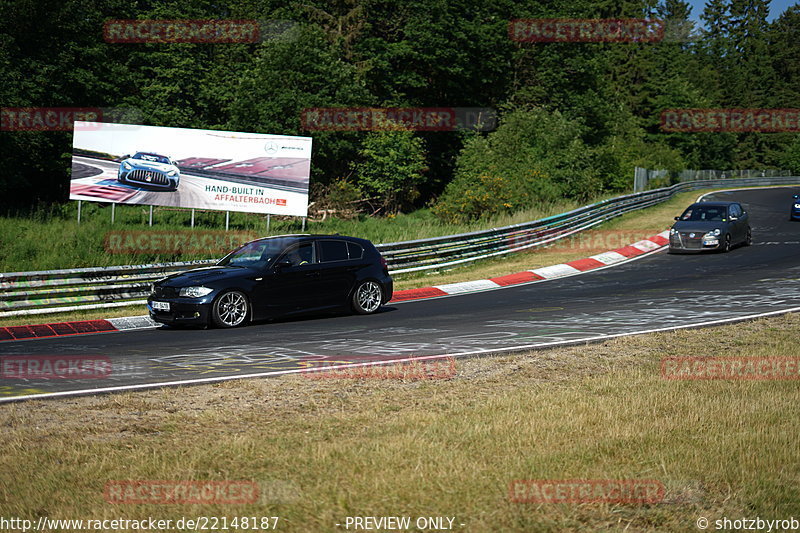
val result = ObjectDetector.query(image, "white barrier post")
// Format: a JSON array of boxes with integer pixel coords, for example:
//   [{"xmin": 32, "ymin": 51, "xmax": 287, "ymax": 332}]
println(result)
[
  {"xmin": 77, "ymin": 200, "xmax": 82, "ymax": 225},
  {"xmin": 191, "ymin": 209, "xmax": 195, "ymax": 228},
  {"xmin": 266, "ymin": 214, "xmax": 271, "ymax": 232},
  {"xmin": 111, "ymin": 203, "xmax": 116, "ymax": 224},
  {"xmin": 149, "ymin": 205, "xmax": 153, "ymax": 226}
]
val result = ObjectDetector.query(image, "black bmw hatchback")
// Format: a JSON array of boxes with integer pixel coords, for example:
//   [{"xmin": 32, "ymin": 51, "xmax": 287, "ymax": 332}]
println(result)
[{"xmin": 148, "ymin": 234, "xmax": 393, "ymax": 328}]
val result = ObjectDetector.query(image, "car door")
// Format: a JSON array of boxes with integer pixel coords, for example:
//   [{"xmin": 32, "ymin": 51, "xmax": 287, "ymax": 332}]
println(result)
[
  {"xmin": 728, "ymin": 204, "xmax": 747, "ymax": 243},
  {"xmin": 315, "ymin": 239, "xmax": 359, "ymax": 307},
  {"xmin": 251, "ymin": 241, "xmax": 325, "ymax": 316}
]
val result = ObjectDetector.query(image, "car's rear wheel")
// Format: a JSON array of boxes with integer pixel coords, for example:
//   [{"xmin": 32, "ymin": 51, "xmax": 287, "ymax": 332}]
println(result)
[
  {"xmin": 352, "ymin": 280, "xmax": 383, "ymax": 314},
  {"xmin": 211, "ymin": 290, "xmax": 249, "ymax": 328},
  {"xmin": 721, "ymin": 234, "xmax": 732, "ymax": 253}
]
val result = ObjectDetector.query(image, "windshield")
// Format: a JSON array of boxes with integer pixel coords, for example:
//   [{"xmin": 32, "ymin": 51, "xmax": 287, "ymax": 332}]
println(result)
[
  {"xmin": 679, "ymin": 205, "xmax": 727, "ymax": 222},
  {"xmin": 133, "ymin": 152, "xmax": 170, "ymax": 164},
  {"xmin": 217, "ymin": 238, "xmax": 295, "ymax": 269}
]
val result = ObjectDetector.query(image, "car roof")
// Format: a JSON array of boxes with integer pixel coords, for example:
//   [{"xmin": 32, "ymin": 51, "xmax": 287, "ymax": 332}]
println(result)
[
  {"xmin": 250, "ymin": 234, "xmax": 370, "ymax": 244},
  {"xmin": 688, "ymin": 201, "xmax": 739, "ymax": 208}
]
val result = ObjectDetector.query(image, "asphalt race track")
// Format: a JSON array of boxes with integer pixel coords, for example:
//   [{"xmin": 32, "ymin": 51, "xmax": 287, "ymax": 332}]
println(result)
[{"xmin": 2, "ymin": 187, "xmax": 799, "ymax": 401}]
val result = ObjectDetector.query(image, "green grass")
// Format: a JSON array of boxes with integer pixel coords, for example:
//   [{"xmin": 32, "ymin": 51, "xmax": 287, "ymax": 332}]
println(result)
[
  {"xmin": 1, "ymin": 313, "xmax": 798, "ymax": 531},
  {"xmin": 0, "ymin": 196, "xmax": 601, "ymax": 272}
]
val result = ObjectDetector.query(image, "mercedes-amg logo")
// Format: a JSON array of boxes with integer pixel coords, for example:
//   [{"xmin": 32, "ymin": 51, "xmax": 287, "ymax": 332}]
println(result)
[{"xmin": 264, "ymin": 141, "xmax": 278, "ymax": 154}]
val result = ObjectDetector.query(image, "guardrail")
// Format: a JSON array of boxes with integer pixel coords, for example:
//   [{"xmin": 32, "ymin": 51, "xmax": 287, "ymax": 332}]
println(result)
[{"xmin": 1, "ymin": 176, "xmax": 797, "ymax": 317}]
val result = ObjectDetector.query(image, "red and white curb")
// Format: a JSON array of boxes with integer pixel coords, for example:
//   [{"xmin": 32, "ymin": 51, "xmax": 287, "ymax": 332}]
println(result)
[
  {"xmin": 0, "ymin": 231, "xmax": 670, "ymax": 342},
  {"xmin": 389, "ymin": 231, "xmax": 669, "ymax": 302}
]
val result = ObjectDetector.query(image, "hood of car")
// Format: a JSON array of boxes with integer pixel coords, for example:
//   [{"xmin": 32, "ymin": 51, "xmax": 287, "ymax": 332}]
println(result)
[
  {"xmin": 159, "ymin": 266, "xmax": 254, "ymax": 287},
  {"xmin": 124, "ymin": 159, "xmax": 175, "ymax": 172},
  {"xmin": 671, "ymin": 220, "xmax": 728, "ymax": 233}
]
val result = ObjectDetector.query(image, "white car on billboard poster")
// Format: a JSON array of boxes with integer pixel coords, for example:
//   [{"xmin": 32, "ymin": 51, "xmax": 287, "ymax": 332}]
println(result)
[{"xmin": 117, "ymin": 152, "xmax": 180, "ymax": 191}]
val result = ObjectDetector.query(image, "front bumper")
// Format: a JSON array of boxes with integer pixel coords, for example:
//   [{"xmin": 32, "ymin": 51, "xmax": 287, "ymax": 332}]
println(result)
[
  {"xmin": 119, "ymin": 169, "xmax": 179, "ymax": 190},
  {"xmin": 147, "ymin": 297, "xmax": 212, "ymax": 325},
  {"xmin": 791, "ymin": 209, "xmax": 800, "ymax": 220},
  {"xmin": 669, "ymin": 233, "xmax": 721, "ymax": 252}
]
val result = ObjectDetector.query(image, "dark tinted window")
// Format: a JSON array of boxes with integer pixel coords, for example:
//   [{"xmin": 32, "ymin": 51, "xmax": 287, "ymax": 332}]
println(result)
[
  {"xmin": 347, "ymin": 242, "xmax": 364, "ymax": 260},
  {"xmin": 283, "ymin": 242, "xmax": 316, "ymax": 266},
  {"xmin": 680, "ymin": 206, "xmax": 726, "ymax": 221},
  {"xmin": 218, "ymin": 237, "xmax": 296, "ymax": 269},
  {"xmin": 319, "ymin": 240, "xmax": 349, "ymax": 262}
]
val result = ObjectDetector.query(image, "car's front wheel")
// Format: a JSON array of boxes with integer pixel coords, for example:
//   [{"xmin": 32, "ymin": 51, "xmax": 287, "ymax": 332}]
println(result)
[
  {"xmin": 721, "ymin": 234, "xmax": 732, "ymax": 253},
  {"xmin": 352, "ymin": 280, "xmax": 383, "ymax": 315},
  {"xmin": 211, "ymin": 290, "xmax": 249, "ymax": 328},
  {"xmin": 744, "ymin": 227, "xmax": 752, "ymax": 246}
]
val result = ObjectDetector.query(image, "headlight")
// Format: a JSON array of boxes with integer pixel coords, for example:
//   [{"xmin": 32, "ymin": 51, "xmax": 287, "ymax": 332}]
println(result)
[
  {"xmin": 122, "ymin": 162, "xmax": 132, "ymax": 170},
  {"xmin": 711, "ymin": 229, "xmax": 721, "ymax": 236},
  {"xmin": 670, "ymin": 228, "xmax": 678, "ymax": 235},
  {"xmin": 179, "ymin": 286, "xmax": 214, "ymax": 298},
  {"xmin": 794, "ymin": 203, "xmax": 800, "ymax": 209},
  {"xmin": 168, "ymin": 169, "xmax": 177, "ymax": 176}
]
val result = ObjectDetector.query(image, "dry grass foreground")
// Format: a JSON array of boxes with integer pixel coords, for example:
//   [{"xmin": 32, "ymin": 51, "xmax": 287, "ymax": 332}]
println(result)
[{"xmin": 1, "ymin": 312, "xmax": 799, "ymax": 532}]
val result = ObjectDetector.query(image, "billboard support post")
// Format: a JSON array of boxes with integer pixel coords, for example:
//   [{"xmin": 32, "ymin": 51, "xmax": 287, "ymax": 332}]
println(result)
[
  {"xmin": 302, "ymin": 217, "xmax": 306, "ymax": 231},
  {"xmin": 266, "ymin": 214, "xmax": 271, "ymax": 232},
  {"xmin": 111, "ymin": 203, "xmax": 115, "ymax": 224},
  {"xmin": 77, "ymin": 201, "xmax": 82, "ymax": 225},
  {"xmin": 225, "ymin": 211, "xmax": 230, "ymax": 231},
  {"xmin": 191, "ymin": 209, "xmax": 195, "ymax": 228},
  {"xmin": 149, "ymin": 205, "xmax": 153, "ymax": 226}
]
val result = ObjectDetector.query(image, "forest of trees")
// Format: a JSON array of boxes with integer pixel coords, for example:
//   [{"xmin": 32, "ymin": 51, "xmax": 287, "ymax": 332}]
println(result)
[{"xmin": 1, "ymin": 0, "xmax": 799, "ymax": 222}]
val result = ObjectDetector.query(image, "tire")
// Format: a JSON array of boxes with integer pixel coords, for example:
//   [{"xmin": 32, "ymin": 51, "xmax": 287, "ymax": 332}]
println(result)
[
  {"xmin": 721, "ymin": 234, "xmax": 732, "ymax": 253},
  {"xmin": 744, "ymin": 227, "xmax": 752, "ymax": 246},
  {"xmin": 211, "ymin": 290, "xmax": 249, "ymax": 328},
  {"xmin": 351, "ymin": 280, "xmax": 383, "ymax": 315}
]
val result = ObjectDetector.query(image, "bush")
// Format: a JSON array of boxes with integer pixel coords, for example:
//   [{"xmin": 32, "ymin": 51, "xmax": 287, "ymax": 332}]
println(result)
[
  {"xmin": 432, "ymin": 108, "xmax": 596, "ymax": 223},
  {"xmin": 351, "ymin": 129, "xmax": 427, "ymax": 214}
]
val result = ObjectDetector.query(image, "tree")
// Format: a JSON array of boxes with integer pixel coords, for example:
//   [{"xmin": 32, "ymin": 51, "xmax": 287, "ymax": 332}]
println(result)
[{"xmin": 351, "ymin": 129, "xmax": 427, "ymax": 213}]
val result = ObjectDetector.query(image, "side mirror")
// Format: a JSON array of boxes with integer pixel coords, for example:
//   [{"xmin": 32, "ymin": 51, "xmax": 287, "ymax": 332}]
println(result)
[
  {"xmin": 729, "ymin": 215, "xmax": 738, "ymax": 221},
  {"xmin": 794, "ymin": 195, "xmax": 799, "ymax": 199},
  {"xmin": 275, "ymin": 260, "xmax": 293, "ymax": 270},
  {"xmin": 674, "ymin": 216, "xmax": 680, "ymax": 221}
]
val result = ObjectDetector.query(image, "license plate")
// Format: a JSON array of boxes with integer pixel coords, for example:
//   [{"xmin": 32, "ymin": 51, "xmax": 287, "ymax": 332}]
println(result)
[{"xmin": 152, "ymin": 301, "xmax": 170, "ymax": 311}]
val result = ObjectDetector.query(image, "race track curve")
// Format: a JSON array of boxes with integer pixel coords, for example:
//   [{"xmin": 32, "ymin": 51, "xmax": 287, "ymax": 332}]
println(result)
[{"xmin": 2, "ymin": 187, "xmax": 800, "ymax": 401}]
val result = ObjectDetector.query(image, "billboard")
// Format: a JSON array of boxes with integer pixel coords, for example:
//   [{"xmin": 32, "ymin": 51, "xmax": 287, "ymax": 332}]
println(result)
[{"xmin": 70, "ymin": 122, "xmax": 312, "ymax": 217}]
